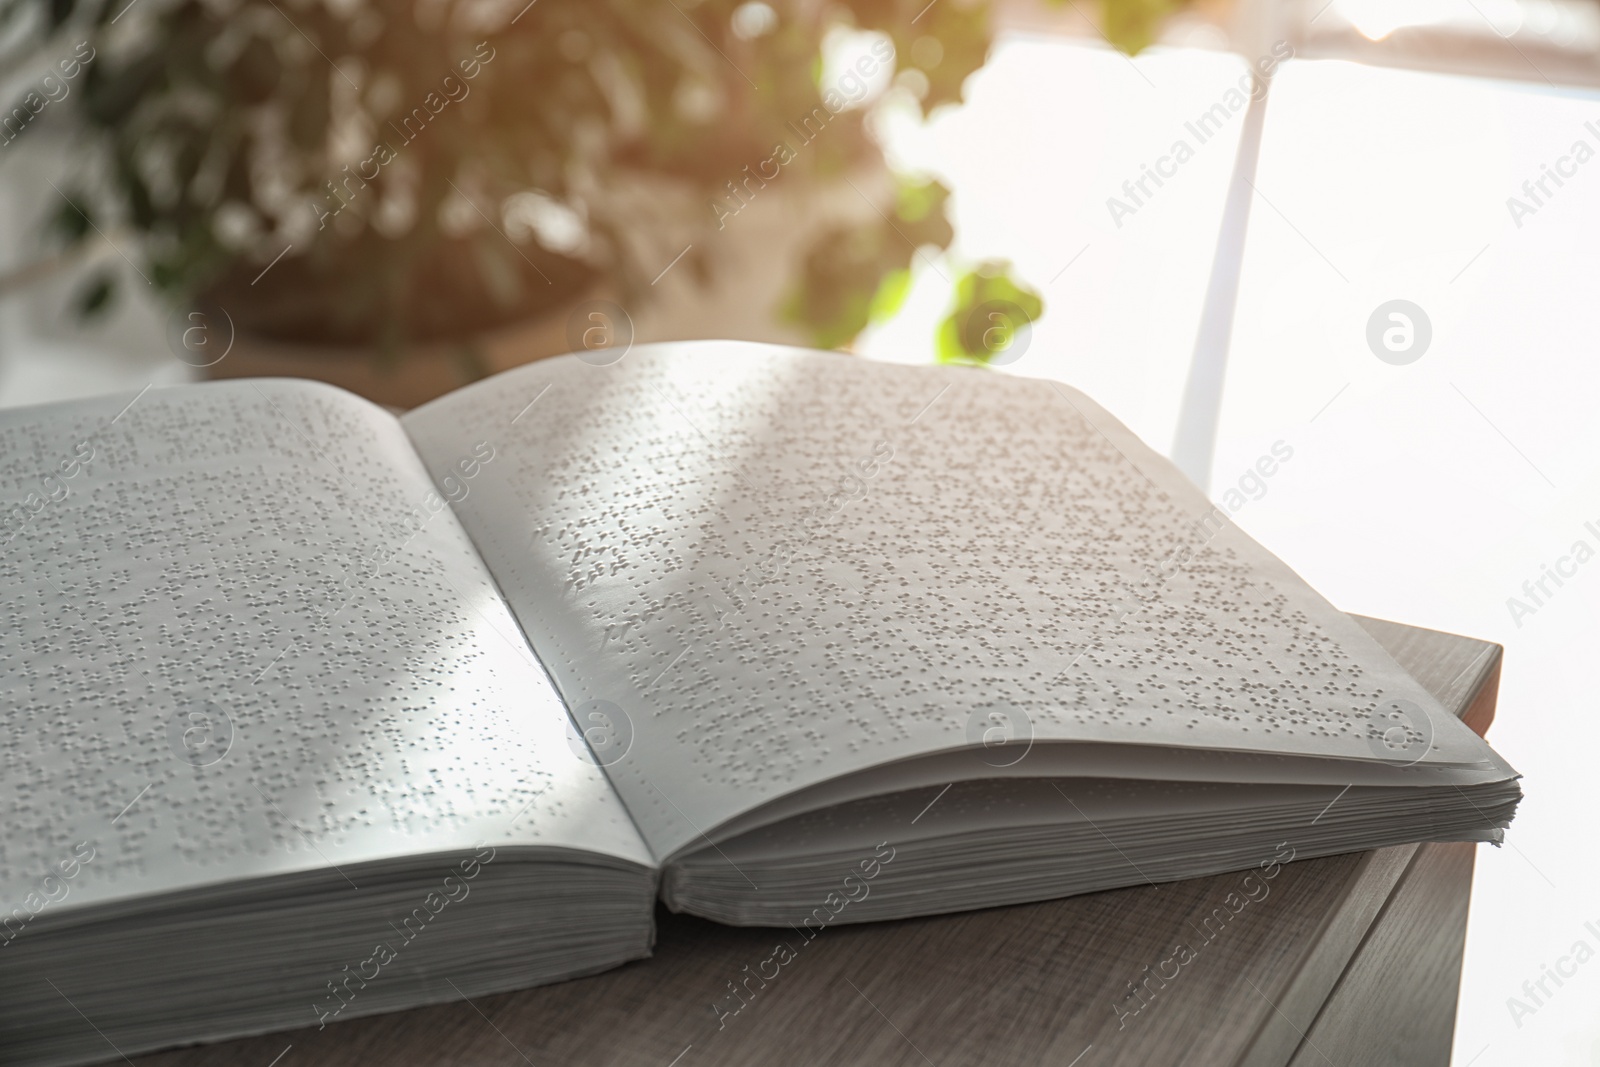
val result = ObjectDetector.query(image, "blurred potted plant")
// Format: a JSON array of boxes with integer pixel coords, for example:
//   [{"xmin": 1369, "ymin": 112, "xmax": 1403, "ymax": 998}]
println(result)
[{"xmin": 0, "ymin": 0, "xmax": 1178, "ymax": 404}]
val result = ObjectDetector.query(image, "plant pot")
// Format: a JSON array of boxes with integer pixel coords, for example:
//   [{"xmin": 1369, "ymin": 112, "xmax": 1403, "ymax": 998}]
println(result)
[
  {"xmin": 200, "ymin": 166, "xmax": 898, "ymax": 408},
  {"xmin": 204, "ymin": 289, "xmax": 594, "ymax": 409}
]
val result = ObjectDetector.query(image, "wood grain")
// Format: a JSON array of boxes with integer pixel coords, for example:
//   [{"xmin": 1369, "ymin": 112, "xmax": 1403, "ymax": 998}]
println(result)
[
  {"xmin": 1284, "ymin": 841, "xmax": 1477, "ymax": 1067},
  {"xmin": 121, "ymin": 618, "xmax": 1503, "ymax": 1067}
]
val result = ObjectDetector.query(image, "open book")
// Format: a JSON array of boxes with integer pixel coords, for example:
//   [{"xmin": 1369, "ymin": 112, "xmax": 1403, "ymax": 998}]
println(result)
[{"xmin": 0, "ymin": 341, "xmax": 1518, "ymax": 1066}]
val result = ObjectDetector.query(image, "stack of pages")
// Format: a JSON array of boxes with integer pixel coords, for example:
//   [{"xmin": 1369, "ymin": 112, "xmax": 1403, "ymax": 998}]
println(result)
[{"xmin": 0, "ymin": 342, "xmax": 1518, "ymax": 1065}]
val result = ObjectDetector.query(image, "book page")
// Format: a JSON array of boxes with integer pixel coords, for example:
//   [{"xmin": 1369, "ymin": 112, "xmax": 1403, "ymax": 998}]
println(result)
[
  {"xmin": 402, "ymin": 343, "xmax": 1498, "ymax": 860},
  {"xmin": 0, "ymin": 379, "xmax": 651, "ymax": 921}
]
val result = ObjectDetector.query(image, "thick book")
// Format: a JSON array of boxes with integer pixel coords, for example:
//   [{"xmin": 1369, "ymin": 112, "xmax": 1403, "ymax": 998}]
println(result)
[{"xmin": 0, "ymin": 341, "xmax": 1519, "ymax": 1066}]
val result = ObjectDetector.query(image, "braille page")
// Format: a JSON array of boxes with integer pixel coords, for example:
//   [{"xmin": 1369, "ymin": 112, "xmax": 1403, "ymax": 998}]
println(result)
[
  {"xmin": 0, "ymin": 379, "xmax": 651, "ymax": 919},
  {"xmin": 401, "ymin": 342, "xmax": 1500, "ymax": 860}
]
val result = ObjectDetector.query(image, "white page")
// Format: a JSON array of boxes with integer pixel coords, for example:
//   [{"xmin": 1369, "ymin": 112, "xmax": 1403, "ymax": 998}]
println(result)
[
  {"xmin": 402, "ymin": 342, "xmax": 1499, "ymax": 860},
  {"xmin": 0, "ymin": 379, "xmax": 651, "ymax": 921},
  {"xmin": 698, "ymin": 734, "xmax": 1516, "ymax": 847}
]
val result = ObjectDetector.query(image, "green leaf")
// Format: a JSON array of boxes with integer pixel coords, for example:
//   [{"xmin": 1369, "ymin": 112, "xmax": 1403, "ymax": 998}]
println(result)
[
  {"xmin": 868, "ymin": 266, "xmax": 912, "ymax": 322},
  {"xmin": 936, "ymin": 260, "xmax": 1045, "ymax": 366},
  {"xmin": 893, "ymin": 177, "xmax": 954, "ymax": 249},
  {"xmin": 1037, "ymin": 0, "xmax": 1180, "ymax": 55},
  {"xmin": 73, "ymin": 270, "xmax": 116, "ymax": 320},
  {"xmin": 47, "ymin": 195, "xmax": 93, "ymax": 246},
  {"xmin": 1100, "ymin": 0, "xmax": 1181, "ymax": 55}
]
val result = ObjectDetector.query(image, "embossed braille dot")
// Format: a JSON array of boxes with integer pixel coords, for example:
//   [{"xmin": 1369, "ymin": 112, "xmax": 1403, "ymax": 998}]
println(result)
[
  {"xmin": 2, "ymin": 381, "xmax": 647, "ymax": 904},
  {"xmin": 400, "ymin": 345, "xmax": 1470, "ymax": 857}
]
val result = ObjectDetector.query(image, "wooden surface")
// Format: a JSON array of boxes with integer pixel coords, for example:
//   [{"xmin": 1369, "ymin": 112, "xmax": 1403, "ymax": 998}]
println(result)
[
  {"xmin": 1286, "ymin": 840, "xmax": 1477, "ymax": 1067},
  {"xmin": 124, "ymin": 617, "xmax": 1502, "ymax": 1067}
]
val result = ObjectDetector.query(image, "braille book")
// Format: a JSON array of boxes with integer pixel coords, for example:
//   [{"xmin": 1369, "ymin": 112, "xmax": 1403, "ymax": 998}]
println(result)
[{"xmin": 0, "ymin": 341, "xmax": 1519, "ymax": 1066}]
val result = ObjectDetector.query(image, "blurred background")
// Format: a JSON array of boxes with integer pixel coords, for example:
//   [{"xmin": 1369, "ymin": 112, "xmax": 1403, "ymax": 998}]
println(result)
[{"xmin": 2, "ymin": 0, "xmax": 1598, "ymax": 1062}]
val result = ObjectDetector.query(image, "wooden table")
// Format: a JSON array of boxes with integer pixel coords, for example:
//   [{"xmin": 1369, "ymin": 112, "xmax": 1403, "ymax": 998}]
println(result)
[{"xmin": 126, "ymin": 615, "xmax": 1501, "ymax": 1067}]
